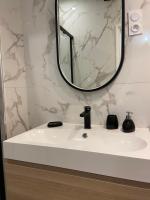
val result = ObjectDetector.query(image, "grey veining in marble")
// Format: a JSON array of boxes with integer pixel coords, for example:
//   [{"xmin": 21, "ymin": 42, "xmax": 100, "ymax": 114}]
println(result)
[
  {"xmin": 1, "ymin": 0, "xmax": 150, "ymax": 138},
  {"xmin": 59, "ymin": 0, "xmax": 122, "ymax": 90}
]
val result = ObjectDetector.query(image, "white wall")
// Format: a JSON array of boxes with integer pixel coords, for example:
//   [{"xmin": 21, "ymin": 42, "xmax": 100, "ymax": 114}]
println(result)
[{"xmin": 1, "ymin": 0, "xmax": 150, "ymax": 138}]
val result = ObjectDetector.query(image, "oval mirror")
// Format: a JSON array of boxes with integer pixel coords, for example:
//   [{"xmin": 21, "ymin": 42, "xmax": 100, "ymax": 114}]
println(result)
[{"xmin": 55, "ymin": 0, "xmax": 125, "ymax": 92}]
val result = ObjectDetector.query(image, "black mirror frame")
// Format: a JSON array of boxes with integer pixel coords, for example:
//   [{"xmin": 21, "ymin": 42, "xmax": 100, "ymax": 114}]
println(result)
[{"xmin": 55, "ymin": 0, "xmax": 125, "ymax": 92}]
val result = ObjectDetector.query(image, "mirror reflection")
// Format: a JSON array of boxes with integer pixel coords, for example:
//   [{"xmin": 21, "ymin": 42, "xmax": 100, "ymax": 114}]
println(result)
[{"xmin": 58, "ymin": 0, "xmax": 123, "ymax": 90}]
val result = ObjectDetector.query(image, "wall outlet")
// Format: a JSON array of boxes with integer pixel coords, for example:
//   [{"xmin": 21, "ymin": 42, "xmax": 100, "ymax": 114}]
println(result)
[{"xmin": 128, "ymin": 9, "xmax": 143, "ymax": 36}]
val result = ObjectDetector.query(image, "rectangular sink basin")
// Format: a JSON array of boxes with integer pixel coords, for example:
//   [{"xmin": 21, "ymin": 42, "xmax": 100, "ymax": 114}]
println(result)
[{"xmin": 3, "ymin": 123, "xmax": 150, "ymax": 183}]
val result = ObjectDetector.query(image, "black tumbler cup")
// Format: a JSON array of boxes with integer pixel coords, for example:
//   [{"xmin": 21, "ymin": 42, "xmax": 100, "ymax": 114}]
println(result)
[{"xmin": 106, "ymin": 115, "xmax": 119, "ymax": 130}]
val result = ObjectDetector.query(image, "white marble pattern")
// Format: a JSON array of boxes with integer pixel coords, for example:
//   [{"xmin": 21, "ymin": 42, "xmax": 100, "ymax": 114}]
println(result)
[
  {"xmin": 23, "ymin": 0, "xmax": 150, "ymax": 129},
  {"xmin": 0, "ymin": 0, "xmax": 29, "ymax": 138},
  {"xmin": 4, "ymin": 87, "xmax": 29, "ymax": 138},
  {"xmin": 59, "ymin": 0, "xmax": 122, "ymax": 89},
  {"xmin": 1, "ymin": 0, "xmax": 150, "ymax": 138},
  {"xmin": 0, "ymin": 0, "xmax": 27, "ymax": 88}
]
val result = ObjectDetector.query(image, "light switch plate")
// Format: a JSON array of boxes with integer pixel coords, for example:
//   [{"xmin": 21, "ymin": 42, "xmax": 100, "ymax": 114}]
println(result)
[{"xmin": 128, "ymin": 9, "xmax": 143, "ymax": 36}]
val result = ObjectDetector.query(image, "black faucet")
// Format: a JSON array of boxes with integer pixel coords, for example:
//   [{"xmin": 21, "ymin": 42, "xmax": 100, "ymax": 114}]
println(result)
[{"xmin": 80, "ymin": 106, "xmax": 91, "ymax": 129}]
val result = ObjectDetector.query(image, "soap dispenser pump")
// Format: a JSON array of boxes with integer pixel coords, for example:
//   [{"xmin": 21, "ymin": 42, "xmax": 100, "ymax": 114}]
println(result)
[{"xmin": 122, "ymin": 112, "xmax": 135, "ymax": 133}]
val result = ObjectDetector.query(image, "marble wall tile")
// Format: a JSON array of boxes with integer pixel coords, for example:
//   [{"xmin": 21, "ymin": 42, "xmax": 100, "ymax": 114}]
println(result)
[
  {"xmin": 0, "ymin": 0, "xmax": 27, "ymax": 88},
  {"xmin": 27, "ymin": 85, "xmax": 112, "ymax": 128},
  {"xmin": 116, "ymin": 0, "xmax": 150, "ymax": 84},
  {"xmin": 59, "ymin": 0, "xmax": 121, "ymax": 89},
  {"xmin": 0, "ymin": 0, "xmax": 29, "ymax": 138},
  {"xmin": 1, "ymin": 0, "xmax": 150, "ymax": 139},
  {"xmin": 108, "ymin": 83, "xmax": 150, "ymax": 128},
  {"xmin": 4, "ymin": 87, "xmax": 29, "ymax": 138},
  {"xmin": 24, "ymin": 0, "xmax": 150, "ymax": 130}
]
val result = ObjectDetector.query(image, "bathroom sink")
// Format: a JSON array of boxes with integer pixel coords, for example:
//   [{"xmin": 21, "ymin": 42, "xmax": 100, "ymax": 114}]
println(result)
[
  {"xmin": 70, "ymin": 129, "xmax": 147, "ymax": 153},
  {"xmin": 7, "ymin": 128, "xmax": 70, "ymax": 146},
  {"xmin": 101, "ymin": 134, "xmax": 147, "ymax": 152},
  {"xmin": 3, "ymin": 123, "xmax": 150, "ymax": 183},
  {"xmin": 6, "ymin": 124, "xmax": 147, "ymax": 153}
]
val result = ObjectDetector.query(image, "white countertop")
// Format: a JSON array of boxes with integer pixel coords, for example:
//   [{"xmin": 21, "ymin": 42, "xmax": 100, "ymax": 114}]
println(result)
[{"xmin": 3, "ymin": 123, "xmax": 150, "ymax": 183}]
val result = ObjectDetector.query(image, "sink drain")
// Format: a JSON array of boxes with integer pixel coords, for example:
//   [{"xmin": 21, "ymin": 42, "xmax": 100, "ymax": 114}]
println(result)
[{"xmin": 82, "ymin": 133, "xmax": 88, "ymax": 138}]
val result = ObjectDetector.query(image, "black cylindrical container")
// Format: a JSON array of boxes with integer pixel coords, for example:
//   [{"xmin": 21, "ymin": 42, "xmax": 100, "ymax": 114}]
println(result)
[{"xmin": 106, "ymin": 115, "xmax": 119, "ymax": 130}]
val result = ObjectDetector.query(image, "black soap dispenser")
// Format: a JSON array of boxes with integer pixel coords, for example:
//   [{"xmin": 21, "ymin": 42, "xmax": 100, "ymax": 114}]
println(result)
[{"xmin": 122, "ymin": 112, "xmax": 135, "ymax": 133}]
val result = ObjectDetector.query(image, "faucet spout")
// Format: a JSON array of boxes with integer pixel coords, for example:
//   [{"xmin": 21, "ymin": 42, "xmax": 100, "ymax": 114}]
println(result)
[
  {"xmin": 80, "ymin": 106, "xmax": 91, "ymax": 129},
  {"xmin": 80, "ymin": 111, "xmax": 87, "ymax": 117}
]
